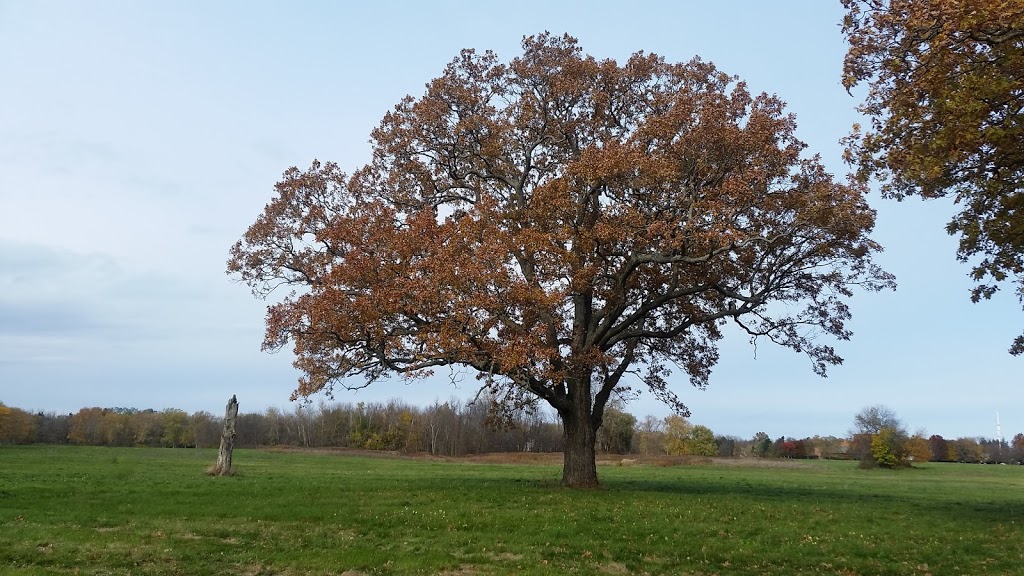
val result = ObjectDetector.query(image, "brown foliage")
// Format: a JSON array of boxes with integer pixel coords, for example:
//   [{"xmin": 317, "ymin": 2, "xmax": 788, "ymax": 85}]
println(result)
[
  {"xmin": 229, "ymin": 33, "xmax": 892, "ymax": 485},
  {"xmin": 0, "ymin": 403, "xmax": 35, "ymax": 444},
  {"xmin": 904, "ymin": 435, "xmax": 933, "ymax": 463},
  {"xmin": 842, "ymin": 0, "xmax": 1024, "ymax": 353}
]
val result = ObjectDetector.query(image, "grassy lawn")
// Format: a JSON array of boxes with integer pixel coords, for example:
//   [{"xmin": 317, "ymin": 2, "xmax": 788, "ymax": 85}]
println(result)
[{"xmin": 1, "ymin": 446, "xmax": 1022, "ymax": 575}]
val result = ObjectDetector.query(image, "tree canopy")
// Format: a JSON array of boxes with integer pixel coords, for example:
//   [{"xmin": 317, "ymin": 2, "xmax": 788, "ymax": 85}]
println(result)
[
  {"xmin": 851, "ymin": 404, "xmax": 911, "ymax": 468},
  {"xmin": 851, "ymin": 404, "xmax": 905, "ymax": 436},
  {"xmin": 841, "ymin": 0, "xmax": 1024, "ymax": 354},
  {"xmin": 229, "ymin": 33, "xmax": 893, "ymax": 486}
]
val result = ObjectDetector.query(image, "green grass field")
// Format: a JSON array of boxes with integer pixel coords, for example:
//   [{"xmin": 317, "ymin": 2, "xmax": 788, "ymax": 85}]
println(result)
[{"xmin": 1, "ymin": 446, "xmax": 1021, "ymax": 575}]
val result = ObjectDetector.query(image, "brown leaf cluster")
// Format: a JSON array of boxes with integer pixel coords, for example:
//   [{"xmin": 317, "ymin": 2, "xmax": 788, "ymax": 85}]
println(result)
[{"xmin": 842, "ymin": 0, "xmax": 1024, "ymax": 353}]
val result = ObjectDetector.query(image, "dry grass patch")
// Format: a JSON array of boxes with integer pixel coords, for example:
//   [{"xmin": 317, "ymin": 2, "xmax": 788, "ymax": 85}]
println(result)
[
  {"xmin": 457, "ymin": 452, "xmax": 563, "ymax": 465},
  {"xmin": 598, "ymin": 561, "xmax": 630, "ymax": 574},
  {"xmin": 436, "ymin": 566, "xmax": 483, "ymax": 576}
]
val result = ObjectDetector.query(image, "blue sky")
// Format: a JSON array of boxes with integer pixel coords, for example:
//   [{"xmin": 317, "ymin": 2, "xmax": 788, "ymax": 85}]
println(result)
[{"xmin": 1, "ymin": 1, "xmax": 1019, "ymax": 440}]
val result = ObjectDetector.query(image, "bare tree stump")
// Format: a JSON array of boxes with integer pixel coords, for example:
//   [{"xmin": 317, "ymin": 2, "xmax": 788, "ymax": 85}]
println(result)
[{"xmin": 210, "ymin": 395, "xmax": 238, "ymax": 476}]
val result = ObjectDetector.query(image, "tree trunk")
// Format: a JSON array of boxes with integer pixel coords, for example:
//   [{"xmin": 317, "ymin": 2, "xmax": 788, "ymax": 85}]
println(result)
[
  {"xmin": 560, "ymin": 406, "xmax": 599, "ymax": 488},
  {"xmin": 211, "ymin": 395, "xmax": 238, "ymax": 476}
]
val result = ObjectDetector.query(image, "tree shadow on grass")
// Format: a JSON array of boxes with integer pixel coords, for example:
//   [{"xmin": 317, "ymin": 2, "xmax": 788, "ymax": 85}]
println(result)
[{"xmin": 597, "ymin": 471, "xmax": 1023, "ymax": 526}]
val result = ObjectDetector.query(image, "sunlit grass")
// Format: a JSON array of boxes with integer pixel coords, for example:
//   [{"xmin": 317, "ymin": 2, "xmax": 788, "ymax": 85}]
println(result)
[{"xmin": 1, "ymin": 446, "xmax": 1021, "ymax": 575}]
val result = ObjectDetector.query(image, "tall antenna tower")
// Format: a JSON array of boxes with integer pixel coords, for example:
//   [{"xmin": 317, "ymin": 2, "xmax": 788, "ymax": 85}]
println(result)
[{"xmin": 996, "ymin": 411, "xmax": 1003, "ymax": 444}]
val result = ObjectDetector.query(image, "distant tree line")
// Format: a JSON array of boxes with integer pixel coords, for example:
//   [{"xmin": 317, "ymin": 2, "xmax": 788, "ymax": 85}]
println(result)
[
  {"xmin": 0, "ymin": 399, "xmax": 563, "ymax": 455},
  {"xmin": 2, "ymin": 400, "xmax": 1022, "ymax": 464},
  {"xmin": 844, "ymin": 405, "xmax": 1024, "ymax": 468}
]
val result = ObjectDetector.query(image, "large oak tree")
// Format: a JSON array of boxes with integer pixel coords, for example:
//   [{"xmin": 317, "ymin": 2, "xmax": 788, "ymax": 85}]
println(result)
[
  {"xmin": 842, "ymin": 0, "xmax": 1024, "ymax": 354},
  {"xmin": 229, "ymin": 34, "xmax": 893, "ymax": 487}
]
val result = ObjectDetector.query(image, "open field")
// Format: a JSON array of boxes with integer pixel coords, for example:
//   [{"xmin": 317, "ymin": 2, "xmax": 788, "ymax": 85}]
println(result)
[{"xmin": 1, "ymin": 446, "xmax": 1022, "ymax": 575}]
